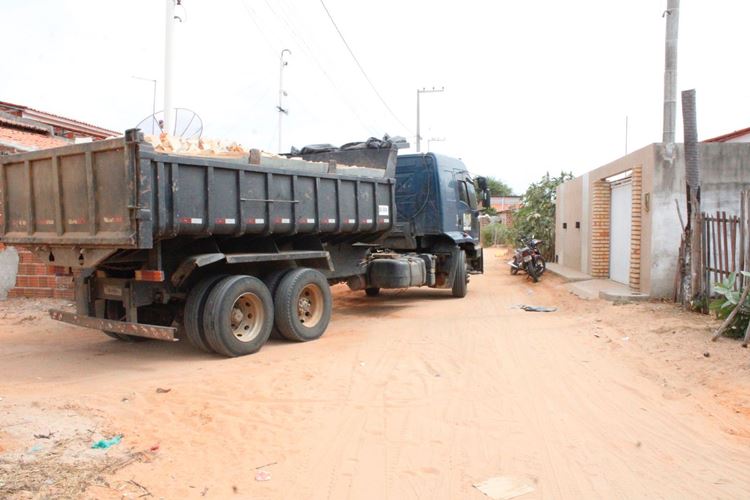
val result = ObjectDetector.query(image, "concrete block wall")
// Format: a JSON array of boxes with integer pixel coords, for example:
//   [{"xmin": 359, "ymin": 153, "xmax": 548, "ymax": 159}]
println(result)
[
  {"xmin": 0, "ymin": 245, "xmax": 75, "ymax": 300},
  {"xmin": 629, "ymin": 166, "xmax": 643, "ymax": 291},
  {"xmin": 590, "ymin": 180, "xmax": 611, "ymax": 278}
]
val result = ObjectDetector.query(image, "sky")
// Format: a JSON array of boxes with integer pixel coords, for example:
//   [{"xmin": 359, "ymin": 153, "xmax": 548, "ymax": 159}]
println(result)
[{"xmin": 2, "ymin": 0, "xmax": 750, "ymax": 194}]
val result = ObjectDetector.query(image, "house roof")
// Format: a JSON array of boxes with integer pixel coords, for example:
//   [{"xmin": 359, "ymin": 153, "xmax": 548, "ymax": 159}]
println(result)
[
  {"xmin": 0, "ymin": 125, "xmax": 70, "ymax": 152},
  {"xmin": 0, "ymin": 100, "xmax": 119, "ymax": 138},
  {"xmin": 703, "ymin": 126, "xmax": 750, "ymax": 143}
]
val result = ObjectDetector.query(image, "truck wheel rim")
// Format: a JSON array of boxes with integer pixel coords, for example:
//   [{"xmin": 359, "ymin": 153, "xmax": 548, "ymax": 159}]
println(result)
[
  {"xmin": 297, "ymin": 284, "xmax": 323, "ymax": 327},
  {"xmin": 230, "ymin": 293, "xmax": 264, "ymax": 342}
]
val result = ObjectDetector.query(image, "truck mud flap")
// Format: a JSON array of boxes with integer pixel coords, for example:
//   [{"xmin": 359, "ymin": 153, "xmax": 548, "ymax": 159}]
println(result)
[{"xmin": 49, "ymin": 309, "xmax": 177, "ymax": 341}]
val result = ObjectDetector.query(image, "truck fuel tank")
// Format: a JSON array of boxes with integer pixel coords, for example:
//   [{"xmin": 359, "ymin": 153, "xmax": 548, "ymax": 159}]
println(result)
[{"xmin": 366, "ymin": 253, "xmax": 436, "ymax": 289}]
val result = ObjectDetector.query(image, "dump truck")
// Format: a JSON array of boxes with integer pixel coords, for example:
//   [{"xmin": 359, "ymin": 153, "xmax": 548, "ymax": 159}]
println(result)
[{"xmin": 0, "ymin": 129, "xmax": 485, "ymax": 357}]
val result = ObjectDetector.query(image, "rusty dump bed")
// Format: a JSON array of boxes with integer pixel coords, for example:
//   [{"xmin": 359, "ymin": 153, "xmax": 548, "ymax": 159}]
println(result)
[{"xmin": 0, "ymin": 130, "xmax": 395, "ymax": 261}]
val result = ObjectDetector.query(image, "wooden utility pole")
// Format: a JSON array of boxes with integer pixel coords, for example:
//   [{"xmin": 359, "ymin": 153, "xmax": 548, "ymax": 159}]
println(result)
[{"xmin": 681, "ymin": 89, "xmax": 701, "ymax": 307}]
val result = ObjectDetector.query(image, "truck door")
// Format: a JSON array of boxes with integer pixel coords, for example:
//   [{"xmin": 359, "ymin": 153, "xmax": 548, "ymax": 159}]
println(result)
[{"xmin": 455, "ymin": 175, "xmax": 479, "ymax": 239}]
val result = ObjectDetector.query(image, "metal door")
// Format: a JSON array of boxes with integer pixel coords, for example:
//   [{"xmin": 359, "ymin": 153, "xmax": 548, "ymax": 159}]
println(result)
[{"xmin": 609, "ymin": 179, "xmax": 632, "ymax": 284}]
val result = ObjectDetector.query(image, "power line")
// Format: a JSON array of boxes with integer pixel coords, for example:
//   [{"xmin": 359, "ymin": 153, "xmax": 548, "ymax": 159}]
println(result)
[
  {"xmin": 238, "ymin": 0, "xmax": 280, "ymax": 54},
  {"xmin": 317, "ymin": 0, "xmax": 412, "ymax": 135},
  {"xmin": 258, "ymin": 0, "xmax": 380, "ymax": 135}
]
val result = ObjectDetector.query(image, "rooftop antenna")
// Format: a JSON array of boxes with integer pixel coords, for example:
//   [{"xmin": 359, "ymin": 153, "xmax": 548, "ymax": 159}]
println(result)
[{"xmin": 136, "ymin": 108, "xmax": 203, "ymax": 139}]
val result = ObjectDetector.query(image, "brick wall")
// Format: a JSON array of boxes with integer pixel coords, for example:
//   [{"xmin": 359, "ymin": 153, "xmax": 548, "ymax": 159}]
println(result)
[
  {"xmin": 1, "ymin": 245, "xmax": 75, "ymax": 300},
  {"xmin": 590, "ymin": 180, "xmax": 611, "ymax": 278},
  {"xmin": 629, "ymin": 167, "xmax": 643, "ymax": 291}
]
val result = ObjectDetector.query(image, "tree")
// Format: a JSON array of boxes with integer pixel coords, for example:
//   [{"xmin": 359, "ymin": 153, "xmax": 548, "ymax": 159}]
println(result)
[
  {"xmin": 513, "ymin": 171, "xmax": 574, "ymax": 260},
  {"xmin": 485, "ymin": 177, "xmax": 513, "ymax": 197}
]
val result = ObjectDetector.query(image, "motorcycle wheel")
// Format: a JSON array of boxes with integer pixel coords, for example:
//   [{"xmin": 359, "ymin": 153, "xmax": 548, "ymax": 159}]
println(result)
[
  {"xmin": 511, "ymin": 258, "xmax": 519, "ymax": 275},
  {"xmin": 536, "ymin": 257, "xmax": 546, "ymax": 276},
  {"xmin": 527, "ymin": 261, "xmax": 539, "ymax": 283}
]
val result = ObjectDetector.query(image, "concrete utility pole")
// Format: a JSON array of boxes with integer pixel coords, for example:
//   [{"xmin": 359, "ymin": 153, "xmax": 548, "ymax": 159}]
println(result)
[
  {"xmin": 277, "ymin": 49, "xmax": 291, "ymax": 153},
  {"xmin": 416, "ymin": 87, "xmax": 444, "ymax": 153},
  {"xmin": 164, "ymin": 0, "xmax": 180, "ymax": 135},
  {"xmin": 662, "ymin": 0, "xmax": 680, "ymax": 150}
]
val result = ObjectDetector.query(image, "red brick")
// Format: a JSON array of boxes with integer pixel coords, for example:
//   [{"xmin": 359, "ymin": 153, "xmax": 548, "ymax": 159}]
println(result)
[
  {"xmin": 8, "ymin": 287, "xmax": 54, "ymax": 298},
  {"xmin": 53, "ymin": 288, "xmax": 75, "ymax": 300}
]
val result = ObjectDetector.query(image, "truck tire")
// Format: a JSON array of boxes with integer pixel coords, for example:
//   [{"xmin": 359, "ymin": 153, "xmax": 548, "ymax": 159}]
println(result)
[
  {"xmin": 365, "ymin": 287, "xmax": 380, "ymax": 297},
  {"xmin": 263, "ymin": 269, "xmax": 292, "ymax": 340},
  {"xmin": 103, "ymin": 300, "xmax": 148, "ymax": 343},
  {"xmin": 184, "ymin": 274, "xmax": 227, "ymax": 352},
  {"xmin": 451, "ymin": 250, "xmax": 468, "ymax": 298},
  {"xmin": 202, "ymin": 275, "xmax": 274, "ymax": 357},
  {"xmin": 274, "ymin": 268, "xmax": 332, "ymax": 342}
]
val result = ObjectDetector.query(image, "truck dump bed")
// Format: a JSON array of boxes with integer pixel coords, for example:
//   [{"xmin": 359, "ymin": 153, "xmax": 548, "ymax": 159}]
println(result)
[{"xmin": 0, "ymin": 130, "xmax": 395, "ymax": 267}]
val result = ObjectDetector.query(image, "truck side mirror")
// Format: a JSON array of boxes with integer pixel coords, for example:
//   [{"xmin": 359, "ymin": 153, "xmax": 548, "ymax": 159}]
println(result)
[{"xmin": 475, "ymin": 177, "xmax": 491, "ymax": 208}]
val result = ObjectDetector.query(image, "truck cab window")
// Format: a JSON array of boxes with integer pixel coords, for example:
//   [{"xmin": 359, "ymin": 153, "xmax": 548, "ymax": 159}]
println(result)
[
  {"xmin": 458, "ymin": 181, "xmax": 469, "ymax": 206},
  {"xmin": 466, "ymin": 182, "xmax": 478, "ymax": 209}
]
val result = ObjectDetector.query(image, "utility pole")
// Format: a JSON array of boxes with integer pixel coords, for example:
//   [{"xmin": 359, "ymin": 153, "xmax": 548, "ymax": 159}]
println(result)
[
  {"xmin": 277, "ymin": 49, "xmax": 291, "ymax": 153},
  {"xmin": 416, "ymin": 87, "xmax": 444, "ymax": 153},
  {"xmin": 164, "ymin": 0, "xmax": 181, "ymax": 135},
  {"xmin": 662, "ymin": 0, "xmax": 680, "ymax": 160},
  {"xmin": 625, "ymin": 115, "xmax": 629, "ymax": 155}
]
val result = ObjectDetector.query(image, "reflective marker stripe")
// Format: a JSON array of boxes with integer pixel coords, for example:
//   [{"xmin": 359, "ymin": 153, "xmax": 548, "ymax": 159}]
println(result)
[
  {"xmin": 180, "ymin": 217, "xmax": 203, "ymax": 224},
  {"xmin": 215, "ymin": 218, "xmax": 236, "ymax": 224}
]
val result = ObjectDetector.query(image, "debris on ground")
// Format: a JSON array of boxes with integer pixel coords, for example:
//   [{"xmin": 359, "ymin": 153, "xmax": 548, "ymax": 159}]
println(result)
[
  {"xmin": 519, "ymin": 305, "xmax": 557, "ymax": 313},
  {"xmin": 704, "ymin": 352, "xmax": 711, "ymax": 358},
  {"xmin": 156, "ymin": 388, "xmax": 172, "ymax": 394},
  {"xmin": 473, "ymin": 475, "xmax": 536, "ymax": 500},
  {"xmin": 254, "ymin": 461, "xmax": 277, "ymax": 469},
  {"xmin": 28, "ymin": 444, "xmax": 43, "ymax": 453},
  {"xmin": 34, "ymin": 432, "xmax": 54, "ymax": 439},
  {"xmin": 255, "ymin": 470, "xmax": 272, "ymax": 481},
  {"xmin": 91, "ymin": 435, "xmax": 122, "ymax": 449}
]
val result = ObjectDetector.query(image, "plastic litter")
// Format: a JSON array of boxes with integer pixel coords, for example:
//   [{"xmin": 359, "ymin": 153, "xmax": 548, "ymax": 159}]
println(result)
[
  {"xmin": 520, "ymin": 305, "xmax": 557, "ymax": 312},
  {"xmin": 91, "ymin": 435, "xmax": 123, "ymax": 449},
  {"xmin": 473, "ymin": 475, "xmax": 535, "ymax": 500},
  {"xmin": 255, "ymin": 470, "xmax": 272, "ymax": 481},
  {"xmin": 28, "ymin": 444, "xmax": 43, "ymax": 453}
]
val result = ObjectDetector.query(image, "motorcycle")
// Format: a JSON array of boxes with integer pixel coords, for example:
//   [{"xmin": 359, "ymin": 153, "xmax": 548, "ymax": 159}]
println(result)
[{"xmin": 509, "ymin": 237, "xmax": 546, "ymax": 282}]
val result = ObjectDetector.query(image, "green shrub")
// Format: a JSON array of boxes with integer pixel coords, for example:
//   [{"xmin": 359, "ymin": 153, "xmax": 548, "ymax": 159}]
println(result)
[
  {"xmin": 711, "ymin": 272, "xmax": 750, "ymax": 338},
  {"xmin": 481, "ymin": 223, "xmax": 517, "ymax": 247}
]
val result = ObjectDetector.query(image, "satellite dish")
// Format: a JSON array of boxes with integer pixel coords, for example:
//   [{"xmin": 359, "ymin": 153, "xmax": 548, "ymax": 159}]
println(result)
[{"xmin": 136, "ymin": 108, "xmax": 203, "ymax": 139}]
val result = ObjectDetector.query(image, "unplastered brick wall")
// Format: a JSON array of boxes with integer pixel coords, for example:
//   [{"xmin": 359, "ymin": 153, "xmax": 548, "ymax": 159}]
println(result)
[
  {"xmin": 2, "ymin": 245, "xmax": 75, "ymax": 300},
  {"xmin": 629, "ymin": 166, "xmax": 643, "ymax": 291},
  {"xmin": 590, "ymin": 180, "xmax": 611, "ymax": 278}
]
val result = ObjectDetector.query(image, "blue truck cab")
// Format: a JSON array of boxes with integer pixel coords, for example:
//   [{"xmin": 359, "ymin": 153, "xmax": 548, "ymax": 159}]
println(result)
[{"xmin": 371, "ymin": 152, "xmax": 484, "ymax": 293}]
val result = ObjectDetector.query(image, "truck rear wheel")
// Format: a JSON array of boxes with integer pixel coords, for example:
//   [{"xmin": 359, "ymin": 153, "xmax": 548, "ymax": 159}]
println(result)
[
  {"xmin": 365, "ymin": 287, "xmax": 380, "ymax": 297},
  {"xmin": 451, "ymin": 250, "xmax": 468, "ymax": 298},
  {"xmin": 263, "ymin": 269, "xmax": 292, "ymax": 340},
  {"xmin": 103, "ymin": 300, "xmax": 148, "ymax": 342},
  {"xmin": 203, "ymin": 275, "xmax": 274, "ymax": 357},
  {"xmin": 184, "ymin": 274, "xmax": 227, "ymax": 352},
  {"xmin": 274, "ymin": 268, "xmax": 332, "ymax": 342}
]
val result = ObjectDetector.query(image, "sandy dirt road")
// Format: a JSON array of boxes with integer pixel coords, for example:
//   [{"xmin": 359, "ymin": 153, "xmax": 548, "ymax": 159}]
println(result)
[{"xmin": 2, "ymin": 249, "xmax": 750, "ymax": 499}]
